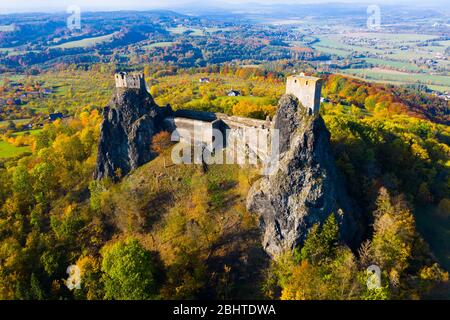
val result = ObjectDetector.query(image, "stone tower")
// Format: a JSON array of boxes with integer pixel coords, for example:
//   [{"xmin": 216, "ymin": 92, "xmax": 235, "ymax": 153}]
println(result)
[
  {"xmin": 115, "ymin": 72, "xmax": 146, "ymax": 90},
  {"xmin": 286, "ymin": 73, "xmax": 322, "ymax": 114}
]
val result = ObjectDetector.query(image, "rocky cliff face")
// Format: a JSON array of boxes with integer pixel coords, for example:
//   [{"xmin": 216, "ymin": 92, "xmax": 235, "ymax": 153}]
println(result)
[
  {"xmin": 94, "ymin": 87, "xmax": 170, "ymax": 180},
  {"xmin": 247, "ymin": 95, "xmax": 362, "ymax": 257}
]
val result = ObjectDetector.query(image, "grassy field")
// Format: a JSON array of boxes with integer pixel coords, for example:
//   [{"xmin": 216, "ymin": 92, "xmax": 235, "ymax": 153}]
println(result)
[
  {"xmin": 363, "ymin": 58, "xmax": 424, "ymax": 73},
  {"xmin": 167, "ymin": 26, "xmax": 204, "ymax": 36},
  {"xmin": 343, "ymin": 32, "xmax": 439, "ymax": 41},
  {"xmin": 0, "ymin": 119, "xmax": 32, "ymax": 129},
  {"xmin": 0, "ymin": 47, "xmax": 32, "ymax": 57},
  {"xmin": 428, "ymin": 85, "xmax": 450, "ymax": 92},
  {"xmin": 143, "ymin": 42, "xmax": 175, "ymax": 50},
  {"xmin": 341, "ymin": 68, "xmax": 450, "ymax": 88},
  {"xmin": 0, "ymin": 140, "xmax": 31, "ymax": 158},
  {"xmin": 12, "ymin": 129, "xmax": 42, "ymax": 137},
  {"xmin": 51, "ymin": 33, "xmax": 117, "ymax": 49},
  {"xmin": 0, "ymin": 74, "xmax": 26, "ymax": 85},
  {"xmin": 386, "ymin": 50, "xmax": 442, "ymax": 61},
  {"xmin": 313, "ymin": 36, "xmax": 384, "ymax": 55},
  {"xmin": 312, "ymin": 45, "xmax": 349, "ymax": 57},
  {"xmin": 203, "ymin": 27, "xmax": 234, "ymax": 33}
]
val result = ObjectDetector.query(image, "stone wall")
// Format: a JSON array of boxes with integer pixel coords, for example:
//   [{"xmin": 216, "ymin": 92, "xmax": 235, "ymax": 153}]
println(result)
[
  {"xmin": 165, "ymin": 113, "xmax": 273, "ymax": 163},
  {"xmin": 167, "ymin": 117, "xmax": 215, "ymax": 146}
]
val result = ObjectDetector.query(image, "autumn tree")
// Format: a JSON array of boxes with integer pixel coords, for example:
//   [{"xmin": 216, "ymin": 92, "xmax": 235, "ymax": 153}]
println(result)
[
  {"xmin": 151, "ymin": 131, "xmax": 172, "ymax": 154},
  {"xmin": 268, "ymin": 214, "xmax": 366, "ymax": 300},
  {"xmin": 364, "ymin": 187, "xmax": 447, "ymax": 297}
]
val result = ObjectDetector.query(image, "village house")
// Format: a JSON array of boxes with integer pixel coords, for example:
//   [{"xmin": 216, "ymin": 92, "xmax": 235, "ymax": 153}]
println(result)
[
  {"xmin": 48, "ymin": 112, "xmax": 64, "ymax": 122},
  {"xmin": 227, "ymin": 90, "xmax": 241, "ymax": 97},
  {"xmin": 41, "ymin": 88, "xmax": 53, "ymax": 95},
  {"xmin": 199, "ymin": 77, "xmax": 210, "ymax": 83}
]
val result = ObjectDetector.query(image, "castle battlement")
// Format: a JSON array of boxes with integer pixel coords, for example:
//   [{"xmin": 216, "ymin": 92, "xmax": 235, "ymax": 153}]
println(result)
[
  {"xmin": 115, "ymin": 72, "xmax": 146, "ymax": 90},
  {"xmin": 286, "ymin": 73, "xmax": 322, "ymax": 114}
]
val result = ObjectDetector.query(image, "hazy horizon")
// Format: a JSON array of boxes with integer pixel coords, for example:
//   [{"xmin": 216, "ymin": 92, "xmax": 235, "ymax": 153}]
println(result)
[{"xmin": 1, "ymin": 0, "xmax": 449, "ymax": 14}]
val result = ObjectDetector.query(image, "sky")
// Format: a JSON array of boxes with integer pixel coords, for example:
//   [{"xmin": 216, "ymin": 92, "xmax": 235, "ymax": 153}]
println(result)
[{"xmin": 1, "ymin": 0, "xmax": 447, "ymax": 13}]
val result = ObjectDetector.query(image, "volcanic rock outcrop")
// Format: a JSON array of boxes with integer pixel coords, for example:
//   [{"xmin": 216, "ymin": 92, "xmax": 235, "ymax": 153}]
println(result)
[
  {"xmin": 247, "ymin": 94, "xmax": 362, "ymax": 257},
  {"xmin": 94, "ymin": 87, "xmax": 170, "ymax": 180}
]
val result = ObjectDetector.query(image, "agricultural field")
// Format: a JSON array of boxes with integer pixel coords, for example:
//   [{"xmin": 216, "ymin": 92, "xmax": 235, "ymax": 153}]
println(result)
[
  {"xmin": 341, "ymin": 68, "xmax": 450, "ymax": 87},
  {"xmin": 313, "ymin": 33, "xmax": 450, "ymax": 91},
  {"xmin": 312, "ymin": 45, "xmax": 348, "ymax": 57},
  {"xmin": 362, "ymin": 58, "xmax": 424, "ymax": 73},
  {"xmin": 313, "ymin": 36, "xmax": 385, "ymax": 55},
  {"xmin": 51, "ymin": 33, "xmax": 118, "ymax": 49}
]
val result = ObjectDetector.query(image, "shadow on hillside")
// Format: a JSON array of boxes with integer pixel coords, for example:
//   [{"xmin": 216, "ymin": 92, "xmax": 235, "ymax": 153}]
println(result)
[
  {"xmin": 141, "ymin": 190, "xmax": 175, "ymax": 232},
  {"xmin": 415, "ymin": 206, "xmax": 450, "ymax": 272},
  {"xmin": 201, "ymin": 226, "xmax": 269, "ymax": 300}
]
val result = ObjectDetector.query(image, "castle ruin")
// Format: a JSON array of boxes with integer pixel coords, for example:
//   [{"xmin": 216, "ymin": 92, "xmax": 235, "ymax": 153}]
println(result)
[
  {"xmin": 115, "ymin": 72, "xmax": 146, "ymax": 90},
  {"xmin": 110, "ymin": 71, "xmax": 322, "ymax": 163},
  {"xmin": 96, "ymin": 72, "xmax": 324, "ymax": 180},
  {"xmin": 286, "ymin": 73, "xmax": 322, "ymax": 114}
]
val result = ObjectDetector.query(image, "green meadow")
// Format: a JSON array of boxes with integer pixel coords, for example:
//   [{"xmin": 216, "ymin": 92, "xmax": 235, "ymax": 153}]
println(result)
[
  {"xmin": 168, "ymin": 26, "xmax": 205, "ymax": 36},
  {"xmin": 143, "ymin": 42, "xmax": 175, "ymax": 50},
  {"xmin": 12, "ymin": 129, "xmax": 42, "ymax": 137},
  {"xmin": 0, "ymin": 140, "xmax": 31, "ymax": 158},
  {"xmin": 0, "ymin": 119, "xmax": 32, "ymax": 129},
  {"xmin": 51, "ymin": 33, "xmax": 117, "ymax": 49},
  {"xmin": 342, "ymin": 68, "xmax": 450, "ymax": 87},
  {"xmin": 363, "ymin": 58, "xmax": 424, "ymax": 73}
]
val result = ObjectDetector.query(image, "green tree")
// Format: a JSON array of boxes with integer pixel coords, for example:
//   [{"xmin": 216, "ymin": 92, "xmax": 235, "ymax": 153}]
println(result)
[
  {"xmin": 101, "ymin": 238, "xmax": 159, "ymax": 300},
  {"xmin": 30, "ymin": 273, "xmax": 45, "ymax": 300},
  {"xmin": 12, "ymin": 165, "xmax": 34, "ymax": 213},
  {"xmin": 297, "ymin": 214, "xmax": 339, "ymax": 264}
]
